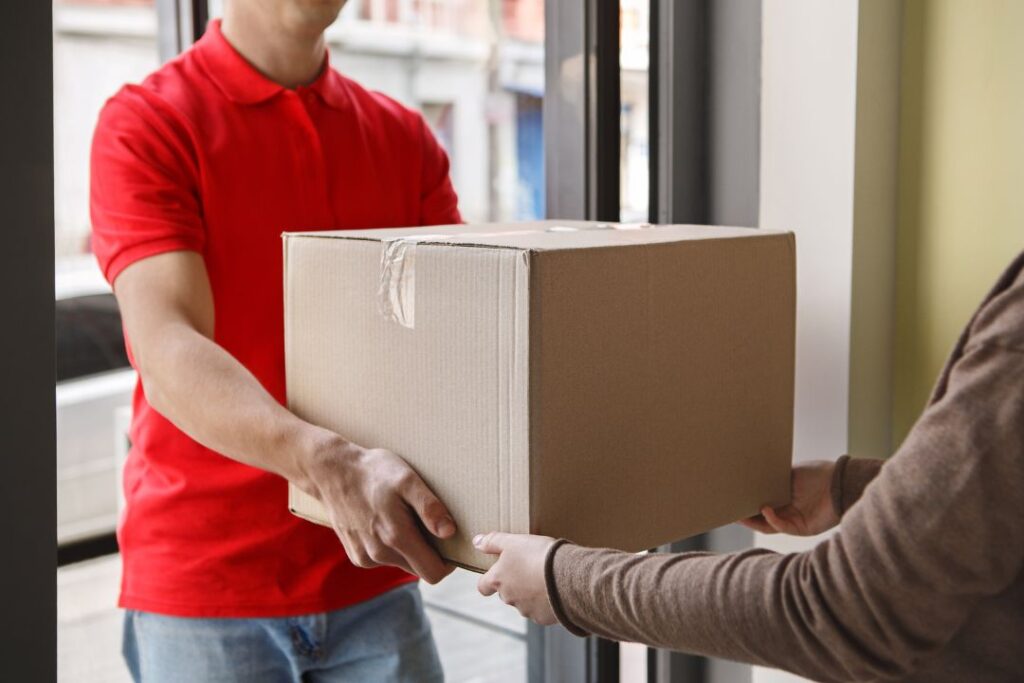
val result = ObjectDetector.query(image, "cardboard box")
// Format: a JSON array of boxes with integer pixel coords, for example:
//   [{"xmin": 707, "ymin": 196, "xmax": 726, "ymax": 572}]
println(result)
[{"xmin": 285, "ymin": 221, "xmax": 795, "ymax": 571}]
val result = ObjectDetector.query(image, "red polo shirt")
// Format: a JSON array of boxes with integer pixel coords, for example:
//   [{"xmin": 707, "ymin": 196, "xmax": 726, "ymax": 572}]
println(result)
[{"xmin": 90, "ymin": 19, "xmax": 461, "ymax": 617}]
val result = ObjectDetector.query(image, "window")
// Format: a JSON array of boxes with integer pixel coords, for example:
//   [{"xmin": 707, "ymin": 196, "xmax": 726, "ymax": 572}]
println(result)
[
  {"xmin": 53, "ymin": 0, "xmax": 153, "ymax": 542},
  {"xmin": 325, "ymin": 0, "xmax": 545, "ymax": 222},
  {"xmin": 619, "ymin": 1, "xmax": 650, "ymax": 678},
  {"xmin": 620, "ymin": 0, "xmax": 649, "ymax": 223},
  {"xmin": 54, "ymin": 0, "xmax": 158, "ymax": 273},
  {"xmin": 54, "ymin": 2, "xmax": 156, "ymax": 679}
]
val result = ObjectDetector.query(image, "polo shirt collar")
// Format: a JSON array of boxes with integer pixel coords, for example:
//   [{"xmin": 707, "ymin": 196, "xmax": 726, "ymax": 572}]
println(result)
[{"xmin": 196, "ymin": 19, "xmax": 348, "ymax": 110}]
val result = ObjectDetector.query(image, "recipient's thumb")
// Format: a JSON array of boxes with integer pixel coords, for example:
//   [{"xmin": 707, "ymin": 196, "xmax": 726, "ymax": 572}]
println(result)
[{"xmin": 473, "ymin": 532, "xmax": 510, "ymax": 555}]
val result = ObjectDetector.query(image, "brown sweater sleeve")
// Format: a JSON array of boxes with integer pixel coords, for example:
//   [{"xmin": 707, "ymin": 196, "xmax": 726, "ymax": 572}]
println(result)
[
  {"xmin": 546, "ymin": 336, "xmax": 1024, "ymax": 682},
  {"xmin": 830, "ymin": 454, "xmax": 884, "ymax": 517}
]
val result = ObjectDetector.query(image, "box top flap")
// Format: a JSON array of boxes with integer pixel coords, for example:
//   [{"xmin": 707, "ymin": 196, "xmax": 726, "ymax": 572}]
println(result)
[{"xmin": 284, "ymin": 220, "xmax": 790, "ymax": 252}]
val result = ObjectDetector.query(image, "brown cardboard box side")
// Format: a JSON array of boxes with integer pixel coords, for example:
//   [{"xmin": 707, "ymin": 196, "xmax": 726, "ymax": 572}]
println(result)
[{"xmin": 528, "ymin": 235, "xmax": 794, "ymax": 552}]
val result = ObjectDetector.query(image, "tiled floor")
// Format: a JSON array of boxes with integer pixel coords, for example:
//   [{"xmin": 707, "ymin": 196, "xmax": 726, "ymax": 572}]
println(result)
[{"xmin": 58, "ymin": 555, "xmax": 526, "ymax": 682}]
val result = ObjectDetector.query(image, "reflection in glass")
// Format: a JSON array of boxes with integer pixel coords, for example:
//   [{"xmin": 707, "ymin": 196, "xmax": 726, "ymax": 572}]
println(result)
[
  {"xmin": 328, "ymin": 0, "xmax": 545, "ymax": 223},
  {"xmin": 620, "ymin": 0, "xmax": 649, "ymax": 223}
]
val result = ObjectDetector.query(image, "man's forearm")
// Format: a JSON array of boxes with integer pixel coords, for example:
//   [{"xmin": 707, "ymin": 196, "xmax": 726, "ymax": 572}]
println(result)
[{"xmin": 139, "ymin": 321, "xmax": 342, "ymax": 486}]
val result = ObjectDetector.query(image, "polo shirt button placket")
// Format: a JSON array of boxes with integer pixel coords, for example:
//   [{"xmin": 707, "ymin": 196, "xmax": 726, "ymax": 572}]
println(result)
[{"xmin": 286, "ymin": 90, "xmax": 333, "ymax": 228}]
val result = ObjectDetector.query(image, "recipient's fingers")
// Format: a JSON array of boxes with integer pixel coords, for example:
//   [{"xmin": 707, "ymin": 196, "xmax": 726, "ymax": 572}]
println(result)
[
  {"xmin": 477, "ymin": 568, "xmax": 500, "ymax": 597},
  {"xmin": 472, "ymin": 532, "xmax": 511, "ymax": 555},
  {"xmin": 761, "ymin": 505, "xmax": 795, "ymax": 534},
  {"xmin": 738, "ymin": 515, "xmax": 777, "ymax": 534},
  {"xmin": 401, "ymin": 472, "xmax": 456, "ymax": 539},
  {"xmin": 535, "ymin": 612, "xmax": 558, "ymax": 626}
]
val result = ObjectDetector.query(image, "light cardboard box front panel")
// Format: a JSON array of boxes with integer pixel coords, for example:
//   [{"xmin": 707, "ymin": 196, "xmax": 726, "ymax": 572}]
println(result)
[{"xmin": 285, "ymin": 221, "xmax": 795, "ymax": 571}]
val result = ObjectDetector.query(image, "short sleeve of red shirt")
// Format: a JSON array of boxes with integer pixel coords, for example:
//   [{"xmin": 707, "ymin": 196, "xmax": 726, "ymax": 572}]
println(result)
[
  {"xmin": 416, "ymin": 113, "xmax": 461, "ymax": 226},
  {"xmin": 90, "ymin": 88, "xmax": 205, "ymax": 284}
]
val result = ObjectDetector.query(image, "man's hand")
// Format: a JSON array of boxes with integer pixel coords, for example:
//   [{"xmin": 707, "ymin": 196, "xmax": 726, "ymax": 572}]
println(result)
[
  {"xmin": 299, "ymin": 439, "xmax": 457, "ymax": 584},
  {"xmin": 474, "ymin": 532, "xmax": 557, "ymax": 625},
  {"xmin": 114, "ymin": 252, "xmax": 458, "ymax": 585},
  {"xmin": 739, "ymin": 459, "xmax": 839, "ymax": 536}
]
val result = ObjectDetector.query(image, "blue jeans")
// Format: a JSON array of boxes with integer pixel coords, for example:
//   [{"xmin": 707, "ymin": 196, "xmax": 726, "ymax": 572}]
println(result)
[{"xmin": 122, "ymin": 584, "xmax": 443, "ymax": 682}]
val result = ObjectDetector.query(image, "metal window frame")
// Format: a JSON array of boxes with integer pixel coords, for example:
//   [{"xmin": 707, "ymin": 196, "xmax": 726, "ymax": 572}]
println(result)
[
  {"xmin": 651, "ymin": 0, "xmax": 761, "ymax": 229},
  {"xmin": 52, "ymin": 0, "xmax": 207, "ymax": 570},
  {"xmin": 538, "ymin": 0, "xmax": 621, "ymax": 680},
  {"xmin": 1, "ymin": 0, "xmax": 56, "ymax": 679},
  {"xmin": 544, "ymin": 0, "xmax": 621, "ymax": 224},
  {"xmin": 647, "ymin": 2, "xmax": 762, "ymax": 682},
  {"xmin": 648, "ymin": 0, "xmax": 714, "ymax": 673},
  {"xmin": 650, "ymin": 0, "xmax": 710, "ymax": 225},
  {"xmin": 543, "ymin": 0, "xmax": 762, "ymax": 678},
  {"xmin": 157, "ymin": 0, "xmax": 209, "ymax": 62}
]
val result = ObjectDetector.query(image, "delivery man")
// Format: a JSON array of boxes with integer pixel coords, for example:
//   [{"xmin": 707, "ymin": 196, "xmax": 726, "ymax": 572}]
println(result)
[
  {"xmin": 475, "ymin": 249, "xmax": 1024, "ymax": 682},
  {"xmin": 90, "ymin": 0, "xmax": 461, "ymax": 680}
]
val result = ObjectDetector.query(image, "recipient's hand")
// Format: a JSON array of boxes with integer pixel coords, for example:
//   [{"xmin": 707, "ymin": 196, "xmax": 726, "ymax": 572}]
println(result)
[
  {"xmin": 474, "ymin": 532, "xmax": 557, "ymax": 625},
  {"xmin": 298, "ymin": 437, "xmax": 456, "ymax": 584},
  {"xmin": 739, "ymin": 459, "xmax": 839, "ymax": 536}
]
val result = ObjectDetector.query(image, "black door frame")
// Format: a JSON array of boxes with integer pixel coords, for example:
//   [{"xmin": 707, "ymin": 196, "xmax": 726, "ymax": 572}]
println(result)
[
  {"xmin": 1, "ymin": 1, "xmax": 57, "ymax": 680},
  {"xmin": 537, "ymin": 0, "xmax": 621, "ymax": 680}
]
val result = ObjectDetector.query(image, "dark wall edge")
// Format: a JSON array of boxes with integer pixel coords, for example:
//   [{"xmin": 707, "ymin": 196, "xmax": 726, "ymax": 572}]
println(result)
[{"xmin": 0, "ymin": 2, "xmax": 58, "ymax": 680}]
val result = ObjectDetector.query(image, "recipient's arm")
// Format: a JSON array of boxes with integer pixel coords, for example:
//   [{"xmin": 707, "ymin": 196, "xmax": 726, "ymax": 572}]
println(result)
[
  {"xmin": 547, "ymin": 340, "xmax": 1024, "ymax": 682},
  {"xmin": 114, "ymin": 251, "xmax": 455, "ymax": 583},
  {"xmin": 740, "ymin": 455, "xmax": 885, "ymax": 537},
  {"xmin": 830, "ymin": 454, "xmax": 884, "ymax": 517}
]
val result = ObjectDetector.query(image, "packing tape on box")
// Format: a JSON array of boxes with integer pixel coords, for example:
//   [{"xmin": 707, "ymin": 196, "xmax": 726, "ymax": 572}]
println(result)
[{"xmin": 378, "ymin": 223, "xmax": 653, "ymax": 329}]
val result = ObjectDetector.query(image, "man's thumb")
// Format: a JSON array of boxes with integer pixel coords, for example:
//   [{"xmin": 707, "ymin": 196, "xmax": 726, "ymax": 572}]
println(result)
[{"xmin": 403, "ymin": 475, "xmax": 456, "ymax": 538}]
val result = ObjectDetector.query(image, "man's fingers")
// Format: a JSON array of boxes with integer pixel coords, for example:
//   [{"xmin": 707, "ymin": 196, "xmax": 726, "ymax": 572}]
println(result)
[
  {"xmin": 401, "ymin": 472, "xmax": 456, "ymax": 539},
  {"xmin": 339, "ymin": 532, "xmax": 383, "ymax": 570},
  {"xmin": 388, "ymin": 515, "xmax": 452, "ymax": 584},
  {"xmin": 472, "ymin": 532, "xmax": 510, "ymax": 555},
  {"xmin": 365, "ymin": 537, "xmax": 414, "ymax": 575},
  {"xmin": 402, "ymin": 541, "xmax": 451, "ymax": 585}
]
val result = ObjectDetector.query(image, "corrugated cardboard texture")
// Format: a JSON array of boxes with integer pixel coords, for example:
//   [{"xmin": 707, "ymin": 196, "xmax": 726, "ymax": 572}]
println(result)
[
  {"xmin": 528, "ymin": 236, "xmax": 794, "ymax": 551},
  {"xmin": 285, "ymin": 237, "xmax": 531, "ymax": 570},
  {"xmin": 284, "ymin": 222, "xmax": 794, "ymax": 572}
]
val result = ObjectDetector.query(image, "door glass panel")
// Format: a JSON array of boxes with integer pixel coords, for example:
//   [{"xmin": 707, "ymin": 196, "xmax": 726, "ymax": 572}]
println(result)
[
  {"xmin": 620, "ymin": 3, "xmax": 650, "ymax": 676},
  {"xmin": 55, "ymin": 3, "xmax": 156, "ymax": 679},
  {"xmin": 620, "ymin": 0, "xmax": 649, "ymax": 223},
  {"xmin": 325, "ymin": 0, "xmax": 545, "ymax": 225}
]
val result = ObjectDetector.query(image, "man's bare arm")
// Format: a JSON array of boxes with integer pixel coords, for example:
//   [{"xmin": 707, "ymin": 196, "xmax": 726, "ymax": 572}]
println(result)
[{"xmin": 114, "ymin": 250, "xmax": 455, "ymax": 583}]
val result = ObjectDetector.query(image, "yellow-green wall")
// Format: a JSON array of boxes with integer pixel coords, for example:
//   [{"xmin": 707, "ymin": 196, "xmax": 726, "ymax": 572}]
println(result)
[{"xmin": 893, "ymin": 0, "xmax": 1024, "ymax": 446}]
